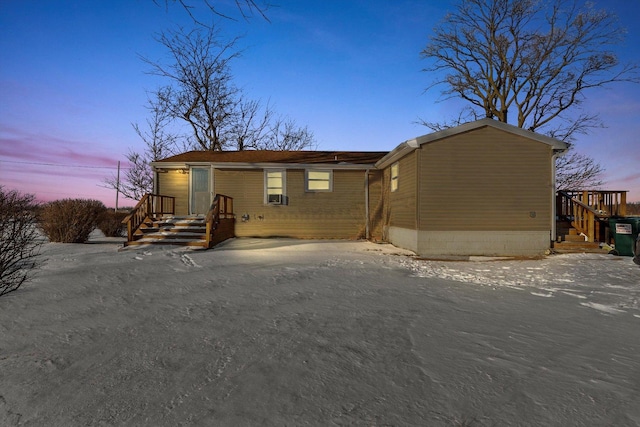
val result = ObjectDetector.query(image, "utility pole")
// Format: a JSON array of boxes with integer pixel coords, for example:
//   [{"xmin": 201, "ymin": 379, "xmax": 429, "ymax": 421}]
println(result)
[{"xmin": 115, "ymin": 161, "xmax": 120, "ymax": 212}]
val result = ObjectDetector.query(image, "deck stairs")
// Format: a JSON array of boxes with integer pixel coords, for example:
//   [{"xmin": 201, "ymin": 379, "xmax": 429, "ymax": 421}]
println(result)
[
  {"xmin": 553, "ymin": 221, "xmax": 610, "ymax": 254},
  {"xmin": 125, "ymin": 215, "xmax": 210, "ymax": 247}
]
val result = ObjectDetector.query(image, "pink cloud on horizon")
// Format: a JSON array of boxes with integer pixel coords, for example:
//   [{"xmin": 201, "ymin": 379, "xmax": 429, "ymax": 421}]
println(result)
[
  {"xmin": 0, "ymin": 125, "xmax": 123, "ymax": 168},
  {"xmin": 1, "ymin": 167, "xmax": 138, "ymax": 207},
  {"xmin": 602, "ymin": 171, "xmax": 640, "ymax": 201},
  {"xmin": 0, "ymin": 126, "xmax": 136, "ymax": 207}
]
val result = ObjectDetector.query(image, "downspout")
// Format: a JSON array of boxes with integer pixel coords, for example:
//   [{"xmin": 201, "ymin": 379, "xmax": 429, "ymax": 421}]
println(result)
[
  {"xmin": 210, "ymin": 164, "xmax": 215, "ymax": 207},
  {"xmin": 551, "ymin": 149, "xmax": 568, "ymax": 246},
  {"xmin": 153, "ymin": 168, "xmax": 159, "ymax": 195},
  {"xmin": 415, "ymin": 149, "xmax": 420, "ymax": 233},
  {"xmin": 365, "ymin": 169, "xmax": 370, "ymax": 239}
]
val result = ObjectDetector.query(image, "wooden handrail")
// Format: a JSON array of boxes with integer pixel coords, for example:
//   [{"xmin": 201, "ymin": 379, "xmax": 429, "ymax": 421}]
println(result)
[
  {"xmin": 558, "ymin": 190, "xmax": 596, "ymax": 212},
  {"xmin": 558, "ymin": 189, "xmax": 627, "ymax": 217},
  {"xmin": 556, "ymin": 190, "xmax": 628, "ymax": 243},
  {"xmin": 122, "ymin": 194, "xmax": 175, "ymax": 242},
  {"xmin": 204, "ymin": 194, "xmax": 234, "ymax": 248}
]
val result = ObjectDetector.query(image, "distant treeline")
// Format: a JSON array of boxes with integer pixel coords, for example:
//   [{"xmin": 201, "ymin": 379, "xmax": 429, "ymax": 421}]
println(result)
[{"xmin": 627, "ymin": 202, "xmax": 640, "ymax": 216}]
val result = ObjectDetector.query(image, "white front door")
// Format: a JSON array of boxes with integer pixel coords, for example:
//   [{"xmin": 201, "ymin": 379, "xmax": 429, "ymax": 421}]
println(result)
[{"xmin": 190, "ymin": 167, "xmax": 211, "ymax": 215}]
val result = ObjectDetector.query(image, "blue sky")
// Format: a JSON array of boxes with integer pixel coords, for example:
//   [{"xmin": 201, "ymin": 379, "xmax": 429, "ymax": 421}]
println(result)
[{"xmin": 1, "ymin": 0, "xmax": 639, "ymax": 206}]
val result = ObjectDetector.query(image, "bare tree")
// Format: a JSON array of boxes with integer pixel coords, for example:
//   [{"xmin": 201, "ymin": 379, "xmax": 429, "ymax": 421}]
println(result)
[
  {"xmin": 555, "ymin": 150, "xmax": 604, "ymax": 190},
  {"xmin": 421, "ymin": 0, "xmax": 638, "ymax": 188},
  {"xmin": 144, "ymin": 24, "xmax": 315, "ymax": 152},
  {"xmin": 416, "ymin": 107, "xmax": 480, "ymax": 132},
  {"xmin": 229, "ymin": 97, "xmax": 274, "ymax": 150},
  {"xmin": 154, "ymin": 0, "xmax": 271, "ymax": 23},
  {"xmin": 0, "ymin": 187, "xmax": 42, "ymax": 297},
  {"xmin": 229, "ymin": 101, "xmax": 315, "ymax": 151},
  {"xmin": 144, "ymin": 26, "xmax": 242, "ymax": 151},
  {"xmin": 264, "ymin": 117, "xmax": 316, "ymax": 151},
  {"xmin": 104, "ymin": 97, "xmax": 179, "ymax": 200},
  {"xmin": 111, "ymin": 25, "xmax": 316, "ymax": 201}
]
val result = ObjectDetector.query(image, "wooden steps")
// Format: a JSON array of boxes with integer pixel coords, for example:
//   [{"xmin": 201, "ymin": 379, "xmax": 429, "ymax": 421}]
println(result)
[
  {"xmin": 554, "ymin": 221, "xmax": 611, "ymax": 254},
  {"xmin": 124, "ymin": 215, "xmax": 210, "ymax": 247},
  {"xmin": 122, "ymin": 194, "xmax": 235, "ymax": 249}
]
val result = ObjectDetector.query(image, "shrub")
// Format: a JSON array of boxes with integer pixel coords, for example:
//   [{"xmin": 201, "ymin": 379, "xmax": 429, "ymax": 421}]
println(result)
[
  {"xmin": 97, "ymin": 210, "xmax": 128, "ymax": 237},
  {"xmin": 0, "ymin": 187, "xmax": 43, "ymax": 296},
  {"xmin": 39, "ymin": 199, "xmax": 106, "ymax": 243}
]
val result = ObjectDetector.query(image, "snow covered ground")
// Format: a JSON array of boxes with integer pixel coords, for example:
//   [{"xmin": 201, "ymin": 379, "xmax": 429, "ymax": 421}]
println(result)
[
  {"xmin": 401, "ymin": 252, "xmax": 640, "ymax": 317},
  {"xmin": 1, "ymin": 235, "xmax": 639, "ymax": 426}
]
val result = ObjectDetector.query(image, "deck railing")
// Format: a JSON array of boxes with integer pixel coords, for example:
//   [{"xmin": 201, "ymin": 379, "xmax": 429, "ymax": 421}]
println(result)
[
  {"xmin": 204, "ymin": 194, "xmax": 234, "ymax": 248},
  {"xmin": 122, "ymin": 194, "xmax": 176, "ymax": 242},
  {"xmin": 558, "ymin": 190, "xmax": 627, "ymax": 217},
  {"xmin": 557, "ymin": 190, "xmax": 628, "ymax": 242}
]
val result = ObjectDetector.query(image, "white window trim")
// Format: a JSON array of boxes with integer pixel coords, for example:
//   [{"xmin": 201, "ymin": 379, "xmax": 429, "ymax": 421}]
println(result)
[
  {"xmin": 305, "ymin": 169, "xmax": 333, "ymax": 192},
  {"xmin": 391, "ymin": 162, "xmax": 399, "ymax": 192},
  {"xmin": 264, "ymin": 169, "xmax": 287, "ymax": 204}
]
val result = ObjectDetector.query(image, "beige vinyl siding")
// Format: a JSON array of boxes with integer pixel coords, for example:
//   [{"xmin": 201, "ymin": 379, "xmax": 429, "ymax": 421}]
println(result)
[
  {"xmin": 367, "ymin": 169, "xmax": 385, "ymax": 241},
  {"xmin": 388, "ymin": 151, "xmax": 417, "ymax": 229},
  {"xmin": 157, "ymin": 170, "xmax": 189, "ymax": 215},
  {"xmin": 214, "ymin": 168, "xmax": 368, "ymax": 239},
  {"xmin": 214, "ymin": 169, "xmax": 263, "ymax": 237},
  {"xmin": 418, "ymin": 126, "xmax": 552, "ymax": 231}
]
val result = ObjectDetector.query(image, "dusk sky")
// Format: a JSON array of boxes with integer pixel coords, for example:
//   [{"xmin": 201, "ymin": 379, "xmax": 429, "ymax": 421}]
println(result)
[{"xmin": 1, "ymin": 0, "xmax": 639, "ymax": 207}]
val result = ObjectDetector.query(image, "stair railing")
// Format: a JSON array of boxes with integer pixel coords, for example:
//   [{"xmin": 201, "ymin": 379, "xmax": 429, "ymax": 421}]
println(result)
[
  {"xmin": 204, "ymin": 194, "xmax": 234, "ymax": 248},
  {"xmin": 122, "ymin": 194, "xmax": 176, "ymax": 243},
  {"xmin": 559, "ymin": 190, "xmax": 627, "ymax": 217},
  {"xmin": 557, "ymin": 190, "xmax": 623, "ymax": 242}
]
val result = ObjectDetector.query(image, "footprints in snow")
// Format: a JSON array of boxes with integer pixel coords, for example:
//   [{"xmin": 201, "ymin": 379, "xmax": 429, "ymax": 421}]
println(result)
[
  {"xmin": 133, "ymin": 250, "xmax": 200, "ymax": 268},
  {"xmin": 134, "ymin": 251, "xmax": 152, "ymax": 261},
  {"xmin": 179, "ymin": 254, "xmax": 199, "ymax": 268}
]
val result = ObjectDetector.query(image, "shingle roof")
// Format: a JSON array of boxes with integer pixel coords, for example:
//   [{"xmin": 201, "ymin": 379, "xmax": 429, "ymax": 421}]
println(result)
[{"xmin": 155, "ymin": 150, "xmax": 388, "ymax": 165}]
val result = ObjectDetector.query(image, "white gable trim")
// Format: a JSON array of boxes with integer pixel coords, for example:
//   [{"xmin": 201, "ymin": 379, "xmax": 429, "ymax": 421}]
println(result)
[{"xmin": 376, "ymin": 118, "xmax": 568, "ymax": 169}]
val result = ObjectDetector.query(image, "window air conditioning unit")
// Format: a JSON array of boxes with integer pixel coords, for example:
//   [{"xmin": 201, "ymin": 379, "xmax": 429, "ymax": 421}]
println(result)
[{"xmin": 268, "ymin": 194, "xmax": 284, "ymax": 204}]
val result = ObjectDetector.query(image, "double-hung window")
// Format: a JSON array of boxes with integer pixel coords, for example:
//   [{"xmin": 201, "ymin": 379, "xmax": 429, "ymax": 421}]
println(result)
[
  {"xmin": 390, "ymin": 162, "xmax": 399, "ymax": 192},
  {"xmin": 265, "ymin": 169, "xmax": 286, "ymax": 204},
  {"xmin": 305, "ymin": 169, "xmax": 332, "ymax": 192}
]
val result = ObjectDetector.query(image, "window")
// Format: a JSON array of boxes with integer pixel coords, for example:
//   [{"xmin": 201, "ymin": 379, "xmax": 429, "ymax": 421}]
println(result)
[
  {"xmin": 305, "ymin": 169, "xmax": 332, "ymax": 192},
  {"xmin": 265, "ymin": 169, "xmax": 286, "ymax": 204},
  {"xmin": 390, "ymin": 162, "xmax": 399, "ymax": 192}
]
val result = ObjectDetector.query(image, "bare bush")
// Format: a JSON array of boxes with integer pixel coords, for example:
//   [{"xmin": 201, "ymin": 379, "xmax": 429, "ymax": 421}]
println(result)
[
  {"xmin": 97, "ymin": 211, "xmax": 128, "ymax": 237},
  {"xmin": 39, "ymin": 199, "xmax": 106, "ymax": 243},
  {"xmin": 0, "ymin": 187, "xmax": 43, "ymax": 297}
]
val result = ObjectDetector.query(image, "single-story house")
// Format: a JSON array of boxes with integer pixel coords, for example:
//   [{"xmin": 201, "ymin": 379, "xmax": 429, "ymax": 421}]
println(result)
[
  {"xmin": 152, "ymin": 150, "xmax": 387, "ymax": 240},
  {"xmin": 151, "ymin": 118, "xmax": 568, "ymax": 256}
]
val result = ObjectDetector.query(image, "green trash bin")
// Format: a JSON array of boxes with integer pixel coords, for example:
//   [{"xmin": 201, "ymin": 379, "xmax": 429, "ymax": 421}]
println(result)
[{"xmin": 609, "ymin": 217, "xmax": 640, "ymax": 256}]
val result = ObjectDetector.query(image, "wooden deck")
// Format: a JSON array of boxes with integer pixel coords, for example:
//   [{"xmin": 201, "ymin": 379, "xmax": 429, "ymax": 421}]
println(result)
[{"xmin": 555, "ymin": 190, "xmax": 628, "ymax": 249}]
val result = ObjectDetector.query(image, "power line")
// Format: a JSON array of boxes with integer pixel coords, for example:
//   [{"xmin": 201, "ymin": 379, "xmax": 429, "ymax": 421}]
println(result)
[
  {"xmin": 34, "ymin": 189, "xmax": 116, "ymax": 198},
  {"xmin": 0, "ymin": 159, "xmax": 132, "ymax": 169}
]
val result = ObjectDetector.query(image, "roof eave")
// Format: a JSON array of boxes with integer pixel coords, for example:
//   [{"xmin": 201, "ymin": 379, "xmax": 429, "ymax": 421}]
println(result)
[
  {"xmin": 376, "ymin": 119, "xmax": 569, "ymax": 169},
  {"xmin": 151, "ymin": 161, "xmax": 378, "ymax": 170},
  {"xmin": 413, "ymin": 118, "xmax": 569, "ymax": 150},
  {"xmin": 375, "ymin": 141, "xmax": 418, "ymax": 169}
]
